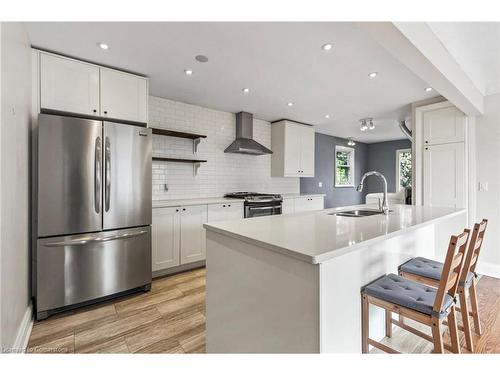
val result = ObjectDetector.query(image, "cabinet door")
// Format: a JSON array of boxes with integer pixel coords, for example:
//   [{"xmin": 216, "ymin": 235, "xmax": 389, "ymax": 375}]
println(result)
[
  {"xmin": 283, "ymin": 123, "xmax": 302, "ymax": 176},
  {"xmin": 299, "ymin": 126, "xmax": 315, "ymax": 176},
  {"xmin": 423, "ymin": 106, "xmax": 465, "ymax": 145},
  {"xmin": 180, "ymin": 205, "xmax": 208, "ymax": 265},
  {"xmin": 207, "ymin": 202, "xmax": 244, "ymax": 222},
  {"xmin": 100, "ymin": 68, "xmax": 148, "ymax": 123},
  {"xmin": 152, "ymin": 207, "xmax": 180, "ymax": 272},
  {"xmin": 40, "ymin": 53, "xmax": 100, "ymax": 116},
  {"xmin": 281, "ymin": 198, "xmax": 295, "ymax": 214},
  {"xmin": 423, "ymin": 143, "xmax": 465, "ymax": 208}
]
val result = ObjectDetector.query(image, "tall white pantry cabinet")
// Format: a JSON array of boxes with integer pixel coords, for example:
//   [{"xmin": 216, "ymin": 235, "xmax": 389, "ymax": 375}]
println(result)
[{"xmin": 415, "ymin": 101, "xmax": 467, "ymax": 209}]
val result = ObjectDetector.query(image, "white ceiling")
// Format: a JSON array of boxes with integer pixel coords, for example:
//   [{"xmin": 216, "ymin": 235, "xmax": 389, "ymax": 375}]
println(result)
[
  {"xmin": 25, "ymin": 22, "xmax": 438, "ymax": 143},
  {"xmin": 428, "ymin": 22, "xmax": 500, "ymax": 96}
]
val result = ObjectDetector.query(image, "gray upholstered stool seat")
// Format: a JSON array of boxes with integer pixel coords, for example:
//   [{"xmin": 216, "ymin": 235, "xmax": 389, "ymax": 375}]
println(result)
[
  {"xmin": 399, "ymin": 257, "xmax": 476, "ymax": 287},
  {"xmin": 362, "ymin": 273, "xmax": 454, "ymax": 318}
]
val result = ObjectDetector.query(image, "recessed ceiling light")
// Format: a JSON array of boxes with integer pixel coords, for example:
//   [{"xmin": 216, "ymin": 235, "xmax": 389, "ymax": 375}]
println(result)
[
  {"xmin": 98, "ymin": 42, "xmax": 109, "ymax": 50},
  {"xmin": 195, "ymin": 55, "xmax": 209, "ymax": 63},
  {"xmin": 242, "ymin": 88, "xmax": 250, "ymax": 93},
  {"xmin": 325, "ymin": 114, "xmax": 330, "ymax": 119},
  {"xmin": 321, "ymin": 43, "xmax": 333, "ymax": 51},
  {"xmin": 184, "ymin": 69, "xmax": 193, "ymax": 76},
  {"xmin": 368, "ymin": 72, "xmax": 378, "ymax": 78},
  {"xmin": 287, "ymin": 102, "xmax": 295, "ymax": 107},
  {"xmin": 425, "ymin": 87, "xmax": 433, "ymax": 92}
]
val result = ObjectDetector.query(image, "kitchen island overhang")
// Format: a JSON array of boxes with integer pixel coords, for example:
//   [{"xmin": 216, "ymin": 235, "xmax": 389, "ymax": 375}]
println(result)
[{"xmin": 204, "ymin": 204, "xmax": 467, "ymax": 353}]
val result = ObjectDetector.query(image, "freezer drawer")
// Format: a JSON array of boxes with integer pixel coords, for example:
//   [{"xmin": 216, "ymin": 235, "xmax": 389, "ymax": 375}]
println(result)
[
  {"xmin": 103, "ymin": 122, "xmax": 152, "ymax": 229},
  {"xmin": 36, "ymin": 226, "xmax": 151, "ymax": 313}
]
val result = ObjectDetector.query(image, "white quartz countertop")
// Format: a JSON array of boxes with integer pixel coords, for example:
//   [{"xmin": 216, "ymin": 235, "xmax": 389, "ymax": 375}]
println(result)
[
  {"xmin": 153, "ymin": 197, "xmax": 244, "ymax": 208},
  {"xmin": 152, "ymin": 193, "xmax": 324, "ymax": 208},
  {"xmin": 204, "ymin": 204, "xmax": 466, "ymax": 264}
]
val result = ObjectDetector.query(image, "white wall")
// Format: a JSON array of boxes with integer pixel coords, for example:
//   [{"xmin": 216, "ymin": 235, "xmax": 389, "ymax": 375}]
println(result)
[
  {"xmin": 0, "ymin": 23, "xmax": 32, "ymax": 351},
  {"xmin": 149, "ymin": 96, "xmax": 299, "ymax": 200},
  {"xmin": 475, "ymin": 93, "xmax": 500, "ymax": 277}
]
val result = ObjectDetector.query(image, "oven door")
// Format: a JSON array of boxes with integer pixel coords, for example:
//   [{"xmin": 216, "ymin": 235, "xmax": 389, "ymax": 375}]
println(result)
[{"xmin": 245, "ymin": 202, "xmax": 282, "ymax": 218}]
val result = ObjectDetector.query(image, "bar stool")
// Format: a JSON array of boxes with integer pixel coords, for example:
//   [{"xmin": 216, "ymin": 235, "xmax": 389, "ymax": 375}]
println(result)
[
  {"xmin": 399, "ymin": 219, "xmax": 487, "ymax": 352},
  {"xmin": 361, "ymin": 229, "xmax": 470, "ymax": 354}
]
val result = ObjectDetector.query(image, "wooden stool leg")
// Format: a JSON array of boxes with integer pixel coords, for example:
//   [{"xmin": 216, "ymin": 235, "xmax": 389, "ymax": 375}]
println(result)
[
  {"xmin": 448, "ymin": 307, "xmax": 461, "ymax": 353},
  {"xmin": 385, "ymin": 310, "xmax": 392, "ymax": 338},
  {"xmin": 469, "ymin": 280, "xmax": 482, "ymax": 335},
  {"xmin": 431, "ymin": 319, "xmax": 444, "ymax": 353},
  {"xmin": 458, "ymin": 288, "xmax": 474, "ymax": 352},
  {"xmin": 362, "ymin": 294, "xmax": 369, "ymax": 353}
]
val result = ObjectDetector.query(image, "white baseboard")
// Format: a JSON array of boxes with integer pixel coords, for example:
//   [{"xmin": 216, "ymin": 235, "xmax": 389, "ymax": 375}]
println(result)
[
  {"xmin": 12, "ymin": 303, "xmax": 33, "ymax": 353},
  {"xmin": 476, "ymin": 261, "xmax": 500, "ymax": 279}
]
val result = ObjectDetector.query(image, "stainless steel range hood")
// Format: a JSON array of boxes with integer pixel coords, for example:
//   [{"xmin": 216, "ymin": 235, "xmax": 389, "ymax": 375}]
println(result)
[{"xmin": 224, "ymin": 112, "xmax": 273, "ymax": 155}]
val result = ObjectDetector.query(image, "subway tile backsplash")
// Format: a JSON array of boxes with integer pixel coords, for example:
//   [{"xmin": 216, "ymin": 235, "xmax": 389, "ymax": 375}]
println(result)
[{"xmin": 149, "ymin": 96, "xmax": 299, "ymax": 200}]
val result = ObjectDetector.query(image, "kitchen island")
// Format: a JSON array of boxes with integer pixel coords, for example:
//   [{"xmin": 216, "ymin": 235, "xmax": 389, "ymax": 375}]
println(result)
[{"xmin": 203, "ymin": 204, "xmax": 467, "ymax": 353}]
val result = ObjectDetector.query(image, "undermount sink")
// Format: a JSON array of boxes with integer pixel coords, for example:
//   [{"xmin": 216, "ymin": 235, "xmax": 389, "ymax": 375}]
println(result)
[{"xmin": 329, "ymin": 209, "xmax": 383, "ymax": 217}]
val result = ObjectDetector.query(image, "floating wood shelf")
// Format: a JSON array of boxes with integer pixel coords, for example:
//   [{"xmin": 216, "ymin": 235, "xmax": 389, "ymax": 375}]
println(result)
[
  {"xmin": 151, "ymin": 128, "xmax": 207, "ymax": 140},
  {"xmin": 152, "ymin": 157, "xmax": 207, "ymax": 163}
]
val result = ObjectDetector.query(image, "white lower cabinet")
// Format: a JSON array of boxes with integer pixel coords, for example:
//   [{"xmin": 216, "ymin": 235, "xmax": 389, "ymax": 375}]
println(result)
[
  {"xmin": 207, "ymin": 202, "xmax": 244, "ymax": 222},
  {"xmin": 152, "ymin": 207, "xmax": 180, "ymax": 272},
  {"xmin": 180, "ymin": 205, "xmax": 208, "ymax": 265},
  {"xmin": 281, "ymin": 195, "xmax": 324, "ymax": 215},
  {"xmin": 282, "ymin": 198, "xmax": 295, "ymax": 214},
  {"xmin": 152, "ymin": 202, "xmax": 244, "ymax": 274}
]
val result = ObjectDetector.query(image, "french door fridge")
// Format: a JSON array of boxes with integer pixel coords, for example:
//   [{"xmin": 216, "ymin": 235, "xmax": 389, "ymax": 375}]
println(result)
[{"xmin": 35, "ymin": 113, "xmax": 152, "ymax": 320}]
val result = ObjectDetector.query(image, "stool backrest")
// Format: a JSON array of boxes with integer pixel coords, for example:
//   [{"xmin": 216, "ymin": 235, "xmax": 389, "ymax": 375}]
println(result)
[
  {"xmin": 462, "ymin": 219, "xmax": 488, "ymax": 277},
  {"xmin": 433, "ymin": 229, "xmax": 470, "ymax": 315}
]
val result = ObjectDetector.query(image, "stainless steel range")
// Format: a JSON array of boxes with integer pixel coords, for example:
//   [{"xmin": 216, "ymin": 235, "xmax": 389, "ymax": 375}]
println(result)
[{"xmin": 224, "ymin": 192, "xmax": 282, "ymax": 218}]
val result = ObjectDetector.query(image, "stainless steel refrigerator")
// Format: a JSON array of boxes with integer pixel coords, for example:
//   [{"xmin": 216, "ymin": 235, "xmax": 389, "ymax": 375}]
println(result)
[{"xmin": 34, "ymin": 113, "xmax": 152, "ymax": 320}]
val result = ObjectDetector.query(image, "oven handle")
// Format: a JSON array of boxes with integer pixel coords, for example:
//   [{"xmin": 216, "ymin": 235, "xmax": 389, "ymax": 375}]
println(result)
[{"xmin": 248, "ymin": 206, "xmax": 281, "ymax": 211}]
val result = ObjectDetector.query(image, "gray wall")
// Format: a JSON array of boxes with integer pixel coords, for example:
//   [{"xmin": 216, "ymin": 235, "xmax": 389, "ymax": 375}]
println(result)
[
  {"xmin": 365, "ymin": 139, "xmax": 411, "ymax": 194},
  {"xmin": 300, "ymin": 132, "xmax": 368, "ymax": 208},
  {"xmin": 0, "ymin": 23, "xmax": 32, "ymax": 350}
]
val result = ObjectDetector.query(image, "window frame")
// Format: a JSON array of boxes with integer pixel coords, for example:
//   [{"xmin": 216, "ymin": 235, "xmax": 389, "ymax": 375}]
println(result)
[
  {"xmin": 335, "ymin": 145, "xmax": 355, "ymax": 188},
  {"xmin": 396, "ymin": 148, "xmax": 412, "ymax": 192}
]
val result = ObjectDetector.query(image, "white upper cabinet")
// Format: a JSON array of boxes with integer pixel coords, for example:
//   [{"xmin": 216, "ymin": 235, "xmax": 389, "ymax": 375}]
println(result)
[
  {"xmin": 40, "ymin": 53, "xmax": 100, "ymax": 116},
  {"xmin": 152, "ymin": 207, "xmax": 180, "ymax": 272},
  {"xmin": 180, "ymin": 205, "xmax": 208, "ymax": 265},
  {"xmin": 271, "ymin": 120, "xmax": 315, "ymax": 177},
  {"xmin": 38, "ymin": 52, "xmax": 148, "ymax": 123},
  {"xmin": 423, "ymin": 106, "xmax": 465, "ymax": 145},
  {"xmin": 100, "ymin": 68, "xmax": 148, "ymax": 124}
]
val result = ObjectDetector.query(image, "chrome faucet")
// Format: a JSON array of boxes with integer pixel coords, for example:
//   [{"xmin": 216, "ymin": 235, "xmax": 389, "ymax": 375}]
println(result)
[{"xmin": 356, "ymin": 171, "xmax": 389, "ymax": 215}]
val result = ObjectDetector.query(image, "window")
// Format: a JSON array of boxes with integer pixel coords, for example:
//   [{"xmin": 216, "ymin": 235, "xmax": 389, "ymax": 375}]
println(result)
[
  {"xmin": 335, "ymin": 146, "xmax": 355, "ymax": 187},
  {"xmin": 396, "ymin": 148, "xmax": 412, "ymax": 191}
]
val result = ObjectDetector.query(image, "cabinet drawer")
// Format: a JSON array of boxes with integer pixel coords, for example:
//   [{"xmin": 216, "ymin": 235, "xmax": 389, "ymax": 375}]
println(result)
[
  {"xmin": 294, "ymin": 196, "xmax": 324, "ymax": 212},
  {"xmin": 207, "ymin": 202, "xmax": 244, "ymax": 222}
]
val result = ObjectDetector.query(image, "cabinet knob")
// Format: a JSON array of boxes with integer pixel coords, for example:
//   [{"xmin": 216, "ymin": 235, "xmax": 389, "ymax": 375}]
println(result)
[
  {"xmin": 175, "ymin": 209, "xmax": 179, "ymax": 212},
  {"xmin": 222, "ymin": 205, "xmax": 226, "ymax": 207},
  {"xmin": 104, "ymin": 110, "xmax": 108, "ymax": 115},
  {"xmin": 425, "ymin": 147, "xmax": 429, "ymax": 150},
  {"xmin": 425, "ymin": 140, "xmax": 428, "ymax": 143},
  {"xmin": 182, "ymin": 208, "xmax": 186, "ymax": 211},
  {"xmin": 93, "ymin": 109, "xmax": 97, "ymax": 113},
  {"xmin": 228, "ymin": 204, "xmax": 231, "ymax": 207}
]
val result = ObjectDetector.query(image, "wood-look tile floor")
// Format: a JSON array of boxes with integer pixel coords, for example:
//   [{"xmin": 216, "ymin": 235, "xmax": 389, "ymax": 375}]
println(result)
[
  {"xmin": 28, "ymin": 267, "xmax": 206, "ymax": 354},
  {"xmin": 28, "ymin": 268, "xmax": 500, "ymax": 354}
]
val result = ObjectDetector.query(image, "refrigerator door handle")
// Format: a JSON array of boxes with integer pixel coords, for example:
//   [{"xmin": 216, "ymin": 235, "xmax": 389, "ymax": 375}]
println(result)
[
  {"xmin": 44, "ymin": 230, "xmax": 148, "ymax": 247},
  {"xmin": 94, "ymin": 136, "xmax": 102, "ymax": 214},
  {"xmin": 105, "ymin": 136, "xmax": 111, "ymax": 212}
]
